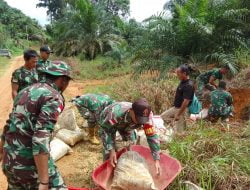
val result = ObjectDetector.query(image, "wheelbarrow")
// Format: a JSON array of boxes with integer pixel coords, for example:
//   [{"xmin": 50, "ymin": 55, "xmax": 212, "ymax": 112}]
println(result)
[{"xmin": 69, "ymin": 145, "xmax": 182, "ymax": 190}]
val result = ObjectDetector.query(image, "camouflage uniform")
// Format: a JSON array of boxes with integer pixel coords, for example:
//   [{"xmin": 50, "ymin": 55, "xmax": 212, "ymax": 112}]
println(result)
[
  {"xmin": 72, "ymin": 94, "xmax": 115, "ymax": 127},
  {"xmin": 99, "ymin": 102, "xmax": 160, "ymax": 161},
  {"xmin": 37, "ymin": 59, "xmax": 51, "ymax": 82},
  {"xmin": 208, "ymin": 88, "xmax": 233, "ymax": 120},
  {"xmin": 11, "ymin": 66, "xmax": 38, "ymax": 92},
  {"xmin": 1, "ymin": 61, "xmax": 71, "ymax": 190},
  {"xmin": 196, "ymin": 69, "xmax": 223, "ymax": 100}
]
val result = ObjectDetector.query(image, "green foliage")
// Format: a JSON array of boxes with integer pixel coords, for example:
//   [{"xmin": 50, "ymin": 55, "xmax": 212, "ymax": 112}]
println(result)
[
  {"xmin": 51, "ymin": 0, "xmax": 125, "ymax": 60},
  {"xmin": 0, "ymin": 0, "xmax": 44, "ymax": 40},
  {"xmin": 64, "ymin": 56, "xmax": 131, "ymax": 80},
  {"xmin": 37, "ymin": 0, "xmax": 129, "ymax": 22},
  {"xmin": 0, "ymin": 0, "xmax": 45, "ymax": 53},
  {"xmin": 166, "ymin": 123, "xmax": 250, "ymax": 190},
  {"xmin": 133, "ymin": 0, "xmax": 250, "ymax": 77},
  {"xmin": 37, "ymin": 0, "xmax": 66, "ymax": 21},
  {"xmin": 91, "ymin": 0, "xmax": 130, "ymax": 17}
]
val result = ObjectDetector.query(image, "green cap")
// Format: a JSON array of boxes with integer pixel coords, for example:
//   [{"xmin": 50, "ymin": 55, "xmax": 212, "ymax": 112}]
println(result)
[{"xmin": 41, "ymin": 61, "xmax": 72, "ymax": 79}]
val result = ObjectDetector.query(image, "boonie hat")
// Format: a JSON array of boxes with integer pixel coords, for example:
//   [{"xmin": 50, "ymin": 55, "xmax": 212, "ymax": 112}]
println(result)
[{"xmin": 41, "ymin": 61, "xmax": 72, "ymax": 79}]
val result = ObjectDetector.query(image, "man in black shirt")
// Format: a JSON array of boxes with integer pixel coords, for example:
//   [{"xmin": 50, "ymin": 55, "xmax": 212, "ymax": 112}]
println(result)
[{"xmin": 161, "ymin": 65, "xmax": 194, "ymax": 132}]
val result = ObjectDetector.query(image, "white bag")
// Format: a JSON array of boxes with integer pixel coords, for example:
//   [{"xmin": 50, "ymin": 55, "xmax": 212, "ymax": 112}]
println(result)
[
  {"xmin": 50, "ymin": 138, "xmax": 72, "ymax": 161},
  {"xmin": 57, "ymin": 109, "xmax": 78, "ymax": 131},
  {"xmin": 55, "ymin": 128, "xmax": 85, "ymax": 146},
  {"xmin": 138, "ymin": 116, "xmax": 173, "ymax": 146},
  {"xmin": 190, "ymin": 109, "xmax": 208, "ymax": 121},
  {"xmin": 111, "ymin": 151, "xmax": 157, "ymax": 190}
]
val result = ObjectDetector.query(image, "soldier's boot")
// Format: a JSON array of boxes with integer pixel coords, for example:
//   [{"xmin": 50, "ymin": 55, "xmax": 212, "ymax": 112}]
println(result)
[{"xmin": 89, "ymin": 128, "xmax": 100, "ymax": 145}]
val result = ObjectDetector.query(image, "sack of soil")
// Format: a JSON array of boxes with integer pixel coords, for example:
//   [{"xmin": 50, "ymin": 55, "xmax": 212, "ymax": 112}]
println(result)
[
  {"xmin": 50, "ymin": 138, "xmax": 73, "ymax": 161},
  {"xmin": 55, "ymin": 128, "xmax": 85, "ymax": 146},
  {"xmin": 57, "ymin": 109, "xmax": 78, "ymax": 131},
  {"xmin": 111, "ymin": 151, "xmax": 157, "ymax": 190}
]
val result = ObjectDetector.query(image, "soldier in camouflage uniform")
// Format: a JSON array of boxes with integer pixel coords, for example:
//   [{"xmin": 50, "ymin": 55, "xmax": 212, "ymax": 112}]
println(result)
[
  {"xmin": 99, "ymin": 98, "xmax": 161, "ymax": 175},
  {"xmin": 11, "ymin": 49, "xmax": 38, "ymax": 99},
  {"xmin": 0, "ymin": 61, "xmax": 72, "ymax": 190},
  {"xmin": 37, "ymin": 45, "xmax": 53, "ymax": 81},
  {"xmin": 71, "ymin": 94, "xmax": 115, "ymax": 145},
  {"xmin": 208, "ymin": 81, "xmax": 233, "ymax": 121},
  {"xmin": 196, "ymin": 67, "xmax": 229, "ymax": 100}
]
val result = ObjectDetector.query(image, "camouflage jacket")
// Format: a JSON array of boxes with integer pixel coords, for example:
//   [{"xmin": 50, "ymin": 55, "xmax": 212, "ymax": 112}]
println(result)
[
  {"xmin": 73, "ymin": 94, "xmax": 114, "ymax": 120},
  {"xmin": 37, "ymin": 59, "xmax": 51, "ymax": 81},
  {"xmin": 1, "ymin": 82, "xmax": 64, "ymax": 172},
  {"xmin": 37, "ymin": 59, "xmax": 50, "ymax": 71},
  {"xmin": 209, "ymin": 88, "xmax": 233, "ymax": 116},
  {"xmin": 197, "ymin": 69, "xmax": 223, "ymax": 84},
  {"xmin": 11, "ymin": 66, "xmax": 38, "ymax": 92},
  {"xmin": 99, "ymin": 102, "xmax": 160, "ymax": 160}
]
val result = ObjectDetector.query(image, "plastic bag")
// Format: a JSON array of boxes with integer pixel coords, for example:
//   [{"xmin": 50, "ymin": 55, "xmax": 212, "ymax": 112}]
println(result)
[
  {"xmin": 50, "ymin": 138, "xmax": 72, "ymax": 161},
  {"xmin": 190, "ymin": 109, "xmax": 208, "ymax": 121},
  {"xmin": 188, "ymin": 94, "xmax": 202, "ymax": 114},
  {"xmin": 57, "ymin": 109, "xmax": 78, "ymax": 131},
  {"xmin": 111, "ymin": 151, "xmax": 157, "ymax": 190},
  {"xmin": 55, "ymin": 128, "xmax": 85, "ymax": 146}
]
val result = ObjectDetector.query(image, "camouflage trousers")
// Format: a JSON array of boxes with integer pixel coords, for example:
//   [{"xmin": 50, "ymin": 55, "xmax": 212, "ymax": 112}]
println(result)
[
  {"xmin": 208, "ymin": 106, "xmax": 233, "ymax": 122},
  {"xmin": 81, "ymin": 110, "xmax": 99, "ymax": 128},
  {"xmin": 3, "ymin": 165, "xmax": 67, "ymax": 190},
  {"xmin": 87, "ymin": 112, "xmax": 98, "ymax": 128},
  {"xmin": 99, "ymin": 127, "xmax": 136, "ymax": 161}
]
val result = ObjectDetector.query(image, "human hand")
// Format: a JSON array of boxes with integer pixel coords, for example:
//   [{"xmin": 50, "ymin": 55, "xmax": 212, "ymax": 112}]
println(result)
[
  {"xmin": 38, "ymin": 184, "xmax": 49, "ymax": 190},
  {"xmin": 109, "ymin": 149, "xmax": 117, "ymax": 167},
  {"xmin": 155, "ymin": 160, "xmax": 161, "ymax": 176}
]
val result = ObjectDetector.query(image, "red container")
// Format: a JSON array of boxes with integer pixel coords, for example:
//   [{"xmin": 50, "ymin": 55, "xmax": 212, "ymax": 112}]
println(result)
[{"xmin": 92, "ymin": 145, "xmax": 182, "ymax": 190}]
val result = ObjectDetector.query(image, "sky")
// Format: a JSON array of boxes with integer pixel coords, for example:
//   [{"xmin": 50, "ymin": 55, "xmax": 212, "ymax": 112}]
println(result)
[{"xmin": 5, "ymin": 0, "xmax": 167, "ymax": 26}]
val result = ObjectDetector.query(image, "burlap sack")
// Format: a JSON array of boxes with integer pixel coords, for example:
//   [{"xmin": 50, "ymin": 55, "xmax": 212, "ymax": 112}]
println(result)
[
  {"xmin": 111, "ymin": 151, "xmax": 157, "ymax": 190},
  {"xmin": 55, "ymin": 128, "xmax": 85, "ymax": 146},
  {"xmin": 57, "ymin": 109, "xmax": 78, "ymax": 131}
]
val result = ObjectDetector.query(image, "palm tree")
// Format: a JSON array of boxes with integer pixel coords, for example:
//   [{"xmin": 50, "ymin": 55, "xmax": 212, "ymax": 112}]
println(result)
[
  {"xmin": 133, "ymin": 0, "xmax": 249, "ymax": 76},
  {"xmin": 52, "ymin": 0, "xmax": 123, "ymax": 59}
]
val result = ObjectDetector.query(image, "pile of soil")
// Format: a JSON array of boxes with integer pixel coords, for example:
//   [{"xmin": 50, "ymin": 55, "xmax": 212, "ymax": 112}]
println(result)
[{"xmin": 229, "ymin": 88, "xmax": 250, "ymax": 120}]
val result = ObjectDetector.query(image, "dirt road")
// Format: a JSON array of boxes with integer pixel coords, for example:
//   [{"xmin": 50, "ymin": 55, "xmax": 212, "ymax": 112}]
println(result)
[
  {"xmin": 0, "ymin": 56, "xmax": 23, "ymax": 189},
  {"xmin": 0, "ymin": 56, "xmax": 23, "ymax": 128},
  {"xmin": 0, "ymin": 56, "xmax": 110, "ymax": 189}
]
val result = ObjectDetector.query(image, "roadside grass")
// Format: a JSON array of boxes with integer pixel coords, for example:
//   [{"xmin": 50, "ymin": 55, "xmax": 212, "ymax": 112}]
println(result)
[
  {"xmin": 165, "ymin": 122, "xmax": 250, "ymax": 190},
  {"xmin": 0, "ymin": 57, "xmax": 11, "ymax": 77},
  {"xmin": 53, "ymin": 56, "xmax": 132, "ymax": 80},
  {"xmin": 84, "ymin": 77, "xmax": 178, "ymax": 114}
]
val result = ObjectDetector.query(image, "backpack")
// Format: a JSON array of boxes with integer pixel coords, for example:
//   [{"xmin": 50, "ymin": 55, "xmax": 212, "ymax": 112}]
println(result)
[{"xmin": 188, "ymin": 94, "xmax": 202, "ymax": 114}]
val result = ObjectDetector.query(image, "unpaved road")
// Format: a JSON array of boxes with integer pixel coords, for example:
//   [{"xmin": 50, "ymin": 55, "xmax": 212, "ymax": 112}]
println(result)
[
  {"xmin": 0, "ymin": 56, "xmax": 112, "ymax": 189},
  {"xmin": 0, "ymin": 56, "xmax": 23, "ymax": 127},
  {"xmin": 0, "ymin": 56, "xmax": 23, "ymax": 189}
]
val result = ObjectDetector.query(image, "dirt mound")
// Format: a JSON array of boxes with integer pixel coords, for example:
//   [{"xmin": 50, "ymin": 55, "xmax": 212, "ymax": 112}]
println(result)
[
  {"xmin": 229, "ymin": 88, "xmax": 250, "ymax": 120},
  {"xmin": 229, "ymin": 68, "xmax": 250, "ymax": 88}
]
